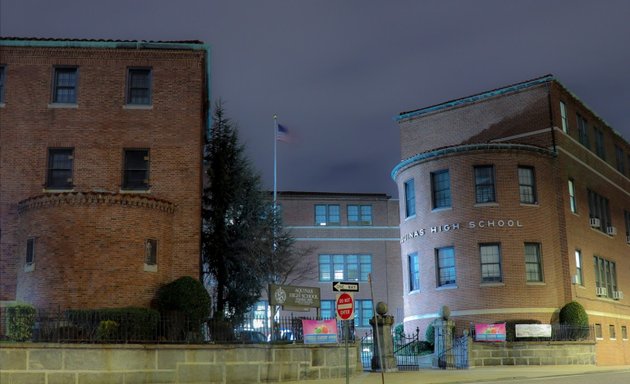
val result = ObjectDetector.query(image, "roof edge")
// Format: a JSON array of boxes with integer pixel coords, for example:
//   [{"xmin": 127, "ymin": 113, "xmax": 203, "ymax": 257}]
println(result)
[
  {"xmin": 395, "ymin": 74, "xmax": 554, "ymax": 122},
  {"xmin": 0, "ymin": 37, "xmax": 208, "ymax": 51}
]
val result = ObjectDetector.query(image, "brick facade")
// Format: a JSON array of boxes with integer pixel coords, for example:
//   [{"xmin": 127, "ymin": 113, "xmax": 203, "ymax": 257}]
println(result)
[
  {"xmin": 0, "ymin": 39, "xmax": 207, "ymax": 309},
  {"xmin": 393, "ymin": 76, "xmax": 630, "ymax": 365},
  {"xmin": 275, "ymin": 192, "xmax": 402, "ymax": 334}
]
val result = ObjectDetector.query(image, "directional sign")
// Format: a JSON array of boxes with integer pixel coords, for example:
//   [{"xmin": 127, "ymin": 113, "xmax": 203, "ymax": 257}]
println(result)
[
  {"xmin": 332, "ymin": 281, "xmax": 359, "ymax": 292},
  {"xmin": 336, "ymin": 292, "xmax": 355, "ymax": 321}
]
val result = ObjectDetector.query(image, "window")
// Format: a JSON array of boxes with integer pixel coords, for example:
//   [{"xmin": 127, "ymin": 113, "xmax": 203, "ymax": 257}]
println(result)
[
  {"xmin": 524, "ymin": 243, "xmax": 543, "ymax": 282},
  {"xmin": 318, "ymin": 254, "xmax": 371, "ymax": 282},
  {"xmin": 404, "ymin": 179, "xmax": 416, "ymax": 217},
  {"xmin": 594, "ymin": 256, "xmax": 617, "ymax": 298},
  {"xmin": 320, "ymin": 300, "xmax": 335, "ymax": 319},
  {"xmin": 518, "ymin": 166, "xmax": 537, "ymax": 204},
  {"xmin": 595, "ymin": 323, "xmax": 603, "ymax": 339},
  {"xmin": 480, "ymin": 243, "xmax": 502, "ymax": 283},
  {"xmin": 594, "ymin": 127, "xmax": 605, "ymax": 160},
  {"xmin": 615, "ymin": 145, "xmax": 626, "ymax": 175},
  {"xmin": 408, "ymin": 252, "xmax": 419, "ymax": 292},
  {"xmin": 126, "ymin": 68, "xmax": 152, "ymax": 105},
  {"xmin": 560, "ymin": 101, "xmax": 568, "ymax": 133},
  {"xmin": 622, "ymin": 325, "xmax": 628, "ymax": 340},
  {"xmin": 347, "ymin": 205, "xmax": 372, "ymax": 226},
  {"xmin": 26, "ymin": 238, "xmax": 35, "ymax": 265},
  {"xmin": 568, "ymin": 179, "xmax": 577, "ymax": 213},
  {"xmin": 355, "ymin": 300, "xmax": 373, "ymax": 327},
  {"xmin": 0, "ymin": 65, "xmax": 5, "ymax": 103},
  {"xmin": 436, "ymin": 247, "xmax": 456, "ymax": 287},
  {"xmin": 575, "ymin": 249, "xmax": 583, "ymax": 286},
  {"xmin": 577, "ymin": 114, "xmax": 589, "ymax": 148},
  {"xmin": 431, "ymin": 170, "xmax": 451, "ymax": 209},
  {"xmin": 46, "ymin": 148, "xmax": 74, "ymax": 189},
  {"xmin": 625, "ymin": 211, "xmax": 630, "ymax": 239},
  {"xmin": 474, "ymin": 165, "xmax": 496, "ymax": 203},
  {"xmin": 587, "ymin": 189, "xmax": 611, "ymax": 233},
  {"xmin": 123, "ymin": 149, "xmax": 150, "ymax": 190},
  {"xmin": 145, "ymin": 239, "xmax": 157, "ymax": 265},
  {"xmin": 315, "ymin": 204, "xmax": 340, "ymax": 226},
  {"xmin": 52, "ymin": 67, "xmax": 78, "ymax": 104},
  {"xmin": 610, "ymin": 325, "xmax": 616, "ymax": 340}
]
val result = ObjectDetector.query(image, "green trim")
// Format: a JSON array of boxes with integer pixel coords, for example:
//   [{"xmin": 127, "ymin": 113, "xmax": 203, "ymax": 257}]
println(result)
[
  {"xmin": 0, "ymin": 38, "xmax": 208, "ymax": 51},
  {"xmin": 391, "ymin": 143, "xmax": 554, "ymax": 180}
]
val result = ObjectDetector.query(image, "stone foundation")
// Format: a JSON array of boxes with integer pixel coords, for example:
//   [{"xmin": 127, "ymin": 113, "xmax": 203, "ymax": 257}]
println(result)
[{"xmin": 0, "ymin": 342, "xmax": 360, "ymax": 384}]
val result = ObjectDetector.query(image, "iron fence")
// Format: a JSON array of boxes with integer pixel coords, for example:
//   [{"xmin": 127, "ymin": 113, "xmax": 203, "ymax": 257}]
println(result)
[{"xmin": 0, "ymin": 307, "xmax": 355, "ymax": 344}]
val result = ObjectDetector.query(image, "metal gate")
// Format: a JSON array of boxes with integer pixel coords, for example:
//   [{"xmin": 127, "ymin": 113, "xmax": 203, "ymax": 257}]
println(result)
[{"xmin": 436, "ymin": 334, "xmax": 468, "ymax": 369}]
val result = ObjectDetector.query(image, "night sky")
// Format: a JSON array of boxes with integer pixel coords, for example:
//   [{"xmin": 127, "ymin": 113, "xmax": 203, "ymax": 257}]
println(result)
[{"xmin": 2, "ymin": 0, "xmax": 629, "ymax": 197}]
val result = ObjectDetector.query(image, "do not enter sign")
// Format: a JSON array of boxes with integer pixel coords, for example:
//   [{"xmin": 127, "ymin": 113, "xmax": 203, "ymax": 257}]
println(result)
[{"xmin": 336, "ymin": 292, "xmax": 355, "ymax": 321}]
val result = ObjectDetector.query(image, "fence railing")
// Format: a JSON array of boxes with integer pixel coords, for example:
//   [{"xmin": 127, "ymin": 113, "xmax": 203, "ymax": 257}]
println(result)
[
  {"xmin": 0, "ymin": 307, "xmax": 355, "ymax": 344},
  {"xmin": 468, "ymin": 323, "xmax": 595, "ymax": 343}
]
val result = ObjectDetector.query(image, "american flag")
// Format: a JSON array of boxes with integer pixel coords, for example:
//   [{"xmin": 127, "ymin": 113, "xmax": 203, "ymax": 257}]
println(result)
[{"xmin": 277, "ymin": 123, "xmax": 291, "ymax": 142}]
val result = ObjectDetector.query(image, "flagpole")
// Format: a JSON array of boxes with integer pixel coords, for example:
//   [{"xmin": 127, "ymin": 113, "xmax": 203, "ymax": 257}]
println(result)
[{"xmin": 273, "ymin": 114, "xmax": 278, "ymax": 211}]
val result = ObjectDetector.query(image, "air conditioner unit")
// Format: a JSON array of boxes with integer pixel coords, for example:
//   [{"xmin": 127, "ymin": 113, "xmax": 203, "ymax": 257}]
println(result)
[
  {"xmin": 606, "ymin": 226, "xmax": 617, "ymax": 236},
  {"xmin": 589, "ymin": 218, "xmax": 601, "ymax": 228},
  {"xmin": 626, "ymin": 235, "xmax": 630, "ymax": 244},
  {"xmin": 596, "ymin": 287, "xmax": 607, "ymax": 296},
  {"xmin": 571, "ymin": 275, "xmax": 580, "ymax": 285},
  {"xmin": 613, "ymin": 291, "xmax": 624, "ymax": 300}
]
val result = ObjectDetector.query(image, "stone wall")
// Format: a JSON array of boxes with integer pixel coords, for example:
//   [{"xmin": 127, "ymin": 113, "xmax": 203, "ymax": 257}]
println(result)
[
  {"xmin": 0, "ymin": 343, "xmax": 360, "ymax": 384},
  {"xmin": 470, "ymin": 340, "xmax": 596, "ymax": 366}
]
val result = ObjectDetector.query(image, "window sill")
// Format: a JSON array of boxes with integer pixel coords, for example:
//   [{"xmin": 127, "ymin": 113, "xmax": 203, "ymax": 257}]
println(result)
[
  {"xmin": 120, "ymin": 189, "xmax": 151, "ymax": 194},
  {"xmin": 480, "ymin": 282, "xmax": 504, "ymax": 287},
  {"xmin": 48, "ymin": 103, "xmax": 78, "ymax": 109},
  {"xmin": 474, "ymin": 202, "xmax": 499, "ymax": 208},
  {"xmin": 144, "ymin": 264, "xmax": 157, "ymax": 272},
  {"xmin": 404, "ymin": 215, "xmax": 416, "ymax": 222},
  {"xmin": 24, "ymin": 263, "xmax": 35, "ymax": 273},
  {"xmin": 408, "ymin": 289, "xmax": 421, "ymax": 296},
  {"xmin": 431, "ymin": 207, "xmax": 452, "ymax": 213},
  {"xmin": 44, "ymin": 188, "xmax": 75, "ymax": 193},
  {"xmin": 520, "ymin": 203, "xmax": 539, "ymax": 207},
  {"xmin": 526, "ymin": 282, "xmax": 546, "ymax": 286},
  {"xmin": 0, "ymin": 102, "xmax": 5, "ymax": 108},
  {"xmin": 436, "ymin": 285, "xmax": 457, "ymax": 290},
  {"xmin": 124, "ymin": 104, "xmax": 153, "ymax": 110}
]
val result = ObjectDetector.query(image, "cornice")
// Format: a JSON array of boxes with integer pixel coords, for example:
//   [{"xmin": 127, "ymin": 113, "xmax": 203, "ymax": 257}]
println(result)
[{"xmin": 17, "ymin": 191, "xmax": 176, "ymax": 214}]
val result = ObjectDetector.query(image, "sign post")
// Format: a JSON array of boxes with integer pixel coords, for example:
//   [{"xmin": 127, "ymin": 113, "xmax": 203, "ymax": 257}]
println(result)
[{"xmin": 336, "ymin": 292, "xmax": 354, "ymax": 384}]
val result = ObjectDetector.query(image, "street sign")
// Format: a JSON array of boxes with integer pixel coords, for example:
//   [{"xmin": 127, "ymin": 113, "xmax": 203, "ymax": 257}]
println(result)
[
  {"xmin": 332, "ymin": 281, "xmax": 359, "ymax": 292},
  {"xmin": 336, "ymin": 292, "xmax": 355, "ymax": 321}
]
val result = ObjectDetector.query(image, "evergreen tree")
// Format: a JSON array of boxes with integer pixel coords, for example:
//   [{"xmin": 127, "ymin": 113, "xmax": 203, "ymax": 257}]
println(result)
[{"xmin": 202, "ymin": 103, "xmax": 313, "ymax": 323}]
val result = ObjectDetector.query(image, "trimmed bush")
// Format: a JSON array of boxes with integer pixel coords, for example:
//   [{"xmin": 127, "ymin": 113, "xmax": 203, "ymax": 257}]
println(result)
[
  {"xmin": 156, "ymin": 276, "xmax": 211, "ymax": 341},
  {"xmin": 7, "ymin": 303, "xmax": 37, "ymax": 341},
  {"xmin": 559, "ymin": 301, "xmax": 589, "ymax": 326},
  {"xmin": 65, "ymin": 307, "xmax": 159, "ymax": 342},
  {"xmin": 156, "ymin": 276, "xmax": 211, "ymax": 326}
]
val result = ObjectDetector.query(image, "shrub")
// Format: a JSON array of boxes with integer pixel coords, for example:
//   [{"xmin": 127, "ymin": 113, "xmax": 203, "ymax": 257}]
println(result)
[
  {"xmin": 96, "ymin": 320, "xmax": 119, "ymax": 341},
  {"xmin": 7, "ymin": 303, "xmax": 37, "ymax": 342},
  {"xmin": 425, "ymin": 322, "xmax": 435, "ymax": 348},
  {"xmin": 559, "ymin": 301, "xmax": 589, "ymax": 326},
  {"xmin": 66, "ymin": 307, "xmax": 159, "ymax": 342},
  {"xmin": 156, "ymin": 276, "xmax": 211, "ymax": 326},
  {"xmin": 559, "ymin": 301, "xmax": 590, "ymax": 340}
]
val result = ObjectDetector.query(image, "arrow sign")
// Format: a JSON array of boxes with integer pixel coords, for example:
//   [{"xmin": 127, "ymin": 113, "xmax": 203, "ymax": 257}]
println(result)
[{"xmin": 332, "ymin": 281, "xmax": 359, "ymax": 292}]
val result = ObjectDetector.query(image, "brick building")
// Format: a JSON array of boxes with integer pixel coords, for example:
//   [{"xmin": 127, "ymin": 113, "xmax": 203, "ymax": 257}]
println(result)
[
  {"xmin": 0, "ymin": 38, "xmax": 208, "ymax": 309},
  {"xmin": 392, "ymin": 75, "xmax": 630, "ymax": 365},
  {"xmin": 257, "ymin": 192, "xmax": 402, "ymax": 335}
]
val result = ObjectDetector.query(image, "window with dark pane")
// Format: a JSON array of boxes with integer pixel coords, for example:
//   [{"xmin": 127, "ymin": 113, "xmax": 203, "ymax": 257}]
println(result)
[
  {"xmin": 518, "ymin": 166, "xmax": 537, "ymax": 204},
  {"xmin": 431, "ymin": 170, "xmax": 451, "ymax": 209},
  {"xmin": 145, "ymin": 239, "xmax": 157, "ymax": 265},
  {"xmin": 52, "ymin": 67, "xmax": 78, "ymax": 103},
  {"xmin": 47, "ymin": 148, "xmax": 74, "ymax": 189},
  {"xmin": 474, "ymin": 165, "xmax": 496, "ymax": 203},
  {"xmin": 123, "ymin": 149, "xmax": 150, "ymax": 190},
  {"xmin": 127, "ymin": 68, "xmax": 152, "ymax": 105}
]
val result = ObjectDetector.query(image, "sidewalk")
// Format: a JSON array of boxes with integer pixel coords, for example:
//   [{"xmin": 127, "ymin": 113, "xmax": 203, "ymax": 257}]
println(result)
[{"xmin": 286, "ymin": 365, "xmax": 630, "ymax": 384}]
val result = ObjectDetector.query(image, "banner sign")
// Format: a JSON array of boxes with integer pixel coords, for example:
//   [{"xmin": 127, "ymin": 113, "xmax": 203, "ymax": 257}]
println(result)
[
  {"xmin": 302, "ymin": 319, "xmax": 338, "ymax": 344},
  {"xmin": 475, "ymin": 323, "xmax": 506, "ymax": 342},
  {"xmin": 515, "ymin": 324, "xmax": 552, "ymax": 338},
  {"xmin": 269, "ymin": 284, "xmax": 320, "ymax": 309}
]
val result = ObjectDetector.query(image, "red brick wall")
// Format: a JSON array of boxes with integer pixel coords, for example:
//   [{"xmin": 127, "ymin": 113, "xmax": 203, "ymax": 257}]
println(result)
[{"xmin": 0, "ymin": 44, "xmax": 205, "ymax": 308}]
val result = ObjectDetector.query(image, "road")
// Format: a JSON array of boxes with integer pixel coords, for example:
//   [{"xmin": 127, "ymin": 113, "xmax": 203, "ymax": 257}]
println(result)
[{"xmin": 474, "ymin": 370, "xmax": 630, "ymax": 384}]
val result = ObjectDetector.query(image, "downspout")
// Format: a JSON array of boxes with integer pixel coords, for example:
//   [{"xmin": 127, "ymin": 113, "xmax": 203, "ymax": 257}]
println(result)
[
  {"xmin": 200, "ymin": 44, "xmax": 211, "ymax": 282},
  {"xmin": 546, "ymin": 80, "xmax": 557, "ymax": 154}
]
